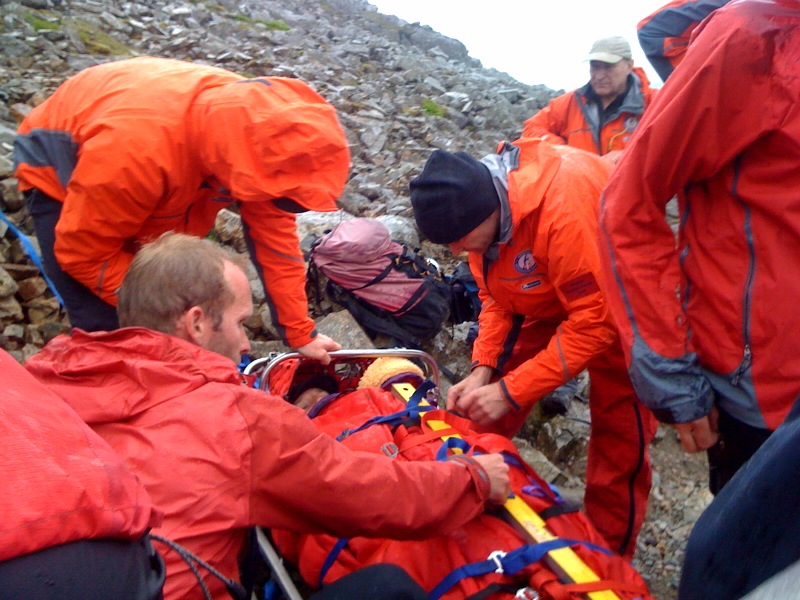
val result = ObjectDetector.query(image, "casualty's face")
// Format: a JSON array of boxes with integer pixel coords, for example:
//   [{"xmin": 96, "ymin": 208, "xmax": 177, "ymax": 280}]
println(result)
[
  {"xmin": 589, "ymin": 59, "xmax": 632, "ymax": 103},
  {"xmin": 447, "ymin": 210, "xmax": 499, "ymax": 256},
  {"xmin": 204, "ymin": 261, "xmax": 253, "ymax": 364}
]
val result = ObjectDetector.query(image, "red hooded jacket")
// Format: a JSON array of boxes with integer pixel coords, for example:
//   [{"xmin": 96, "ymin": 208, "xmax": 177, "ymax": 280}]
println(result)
[
  {"xmin": 600, "ymin": 0, "xmax": 800, "ymax": 429},
  {"xmin": 469, "ymin": 139, "xmax": 616, "ymax": 428},
  {"xmin": 25, "ymin": 328, "xmax": 492, "ymax": 600},
  {"xmin": 637, "ymin": 0, "xmax": 730, "ymax": 81}
]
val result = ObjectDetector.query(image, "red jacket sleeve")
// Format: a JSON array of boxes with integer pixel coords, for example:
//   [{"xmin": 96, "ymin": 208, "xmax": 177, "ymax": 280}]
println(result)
[
  {"xmin": 636, "ymin": 0, "xmax": 730, "ymax": 82},
  {"xmin": 504, "ymin": 239, "xmax": 615, "ymax": 407},
  {"xmin": 237, "ymin": 389, "xmax": 490, "ymax": 539},
  {"xmin": 521, "ymin": 94, "xmax": 571, "ymax": 145},
  {"xmin": 468, "ymin": 280, "xmax": 515, "ymax": 373},
  {"xmin": 239, "ymin": 200, "xmax": 317, "ymax": 348}
]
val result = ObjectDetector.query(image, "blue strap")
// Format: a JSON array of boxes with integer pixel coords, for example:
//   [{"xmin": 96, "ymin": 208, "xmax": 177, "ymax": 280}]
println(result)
[
  {"xmin": 408, "ymin": 379, "xmax": 437, "ymax": 406},
  {"xmin": 504, "ymin": 453, "xmax": 564, "ymax": 504},
  {"xmin": 318, "ymin": 538, "xmax": 349, "ymax": 589},
  {"xmin": 435, "ymin": 437, "xmax": 473, "ymax": 461},
  {"xmin": 428, "ymin": 539, "xmax": 614, "ymax": 600},
  {"xmin": 0, "ymin": 210, "xmax": 64, "ymax": 306},
  {"xmin": 335, "ymin": 380, "xmax": 438, "ymax": 441}
]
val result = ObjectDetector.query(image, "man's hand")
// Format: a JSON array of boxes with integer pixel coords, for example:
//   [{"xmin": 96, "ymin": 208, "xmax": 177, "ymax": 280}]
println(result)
[
  {"xmin": 446, "ymin": 366, "xmax": 493, "ymax": 411},
  {"xmin": 673, "ymin": 407, "xmax": 719, "ymax": 452},
  {"xmin": 455, "ymin": 383, "xmax": 511, "ymax": 427},
  {"xmin": 296, "ymin": 334, "xmax": 341, "ymax": 365},
  {"xmin": 472, "ymin": 454, "xmax": 511, "ymax": 504}
]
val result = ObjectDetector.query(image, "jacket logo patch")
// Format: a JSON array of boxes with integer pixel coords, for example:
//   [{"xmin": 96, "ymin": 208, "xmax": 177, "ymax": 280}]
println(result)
[
  {"xmin": 514, "ymin": 250, "xmax": 536, "ymax": 274},
  {"xmin": 624, "ymin": 116, "xmax": 640, "ymax": 131},
  {"xmin": 559, "ymin": 273, "xmax": 600, "ymax": 302}
]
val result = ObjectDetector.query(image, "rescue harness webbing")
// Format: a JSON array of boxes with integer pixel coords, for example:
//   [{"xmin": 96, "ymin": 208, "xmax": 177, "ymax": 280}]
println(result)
[{"xmin": 391, "ymin": 381, "xmax": 623, "ymax": 600}]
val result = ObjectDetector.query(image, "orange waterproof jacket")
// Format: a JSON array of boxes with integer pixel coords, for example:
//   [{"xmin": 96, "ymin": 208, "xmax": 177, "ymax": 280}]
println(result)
[
  {"xmin": 637, "ymin": 0, "xmax": 730, "ymax": 81},
  {"xmin": 599, "ymin": 0, "xmax": 800, "ymax": 429},
  {"xmin": 469, "ymin": 139, "xmax": 616, "ymax": 413},
  {"xmin": 0, "ymin": 349, "xmax": 159, "ymax": 562},
  {"xmin": 14, "ymin": 57, "xmax": 350, "ymax": 347},
  {"xmin": 521, "ymin": 68, "xmax": 655, "ymax": 156},
  {"xmin": 25, "ymin": 328, "xmax": 492, "ymax": 600}
]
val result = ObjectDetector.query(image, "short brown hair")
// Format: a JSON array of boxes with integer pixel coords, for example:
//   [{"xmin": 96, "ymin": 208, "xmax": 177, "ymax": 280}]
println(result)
[{"xmin": 118, "ymin": 233, "xmax": 249, "ymax": 334}]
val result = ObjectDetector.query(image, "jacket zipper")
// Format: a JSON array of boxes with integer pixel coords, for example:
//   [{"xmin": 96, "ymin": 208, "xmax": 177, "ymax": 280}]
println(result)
[{"xmin": 731, "ymin": 156, "xmax": 754, "ymax": 387}]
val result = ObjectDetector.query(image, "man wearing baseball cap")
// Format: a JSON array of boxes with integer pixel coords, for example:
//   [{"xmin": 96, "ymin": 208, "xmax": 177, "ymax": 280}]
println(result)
[
  {"xmin": 409, "ymin": 140, "xmax": 658, "ymax": 560},
  {"xmin": 520, "ymin": 35, "xmax": 656, "ymax": 163}
]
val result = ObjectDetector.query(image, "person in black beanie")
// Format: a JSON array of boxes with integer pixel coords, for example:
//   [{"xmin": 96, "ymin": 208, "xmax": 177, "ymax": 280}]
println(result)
[
  {"xmin": 409, "ymin": 150, "xmax": 500, "ymax": 245},
  {"xmin": 409, "ymin": 140, "xmax": 658, "ymax": 561},
  {"xmin": 412, "ymin": 150, "xmax": 581, "ymax": 418}
]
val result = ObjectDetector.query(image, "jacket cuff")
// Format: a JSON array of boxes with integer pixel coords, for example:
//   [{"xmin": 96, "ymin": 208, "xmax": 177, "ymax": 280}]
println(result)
[
  {"xmin": 285, "ymin": 321, "xmax": 318, "ymax": 349},
  {"xmin": 629, "ymin": 339, "xmax": 714, "ymax": 424},
  {"xmin": 469, "ymin": 359, "xmax": 498, "ymax": 373},
  {"xmin": 498, "ymin": 379, "xmax": 521, "ymax": 411},
  {"xmin": 446, "ymin": 455, "xmax": 490, "ymax": 501}
]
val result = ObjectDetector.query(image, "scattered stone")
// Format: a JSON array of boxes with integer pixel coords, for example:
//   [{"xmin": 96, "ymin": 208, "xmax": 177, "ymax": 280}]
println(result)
[{"xmin": 315, "ymin": 309, "xmax": 374, "ymax": 349}]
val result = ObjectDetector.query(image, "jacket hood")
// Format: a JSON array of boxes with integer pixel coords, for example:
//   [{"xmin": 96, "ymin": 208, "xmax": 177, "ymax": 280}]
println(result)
[
  {"xmin": 24, "ymin": 328, "xmax": 242, "ymax": 425},
  {"xmin": 193, "ymin": 77, "xmax": 351, "ymax": 212},
  {"xmin": 494, "ymin": 139, "xmax": 564, "ymax": 227}
]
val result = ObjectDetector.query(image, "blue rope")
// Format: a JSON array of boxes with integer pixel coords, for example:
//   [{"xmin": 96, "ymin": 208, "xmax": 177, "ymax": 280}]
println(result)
[{"xmin": 0, "ymin": 210, "xmax": 64, "ymax": 306}]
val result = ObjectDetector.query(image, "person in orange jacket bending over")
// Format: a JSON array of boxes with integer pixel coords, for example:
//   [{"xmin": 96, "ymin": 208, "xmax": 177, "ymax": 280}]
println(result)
[
  {"xmin": 13, "ymin": 56, "xmax": 344, "ymax": 364},
  {"xmin": 409, "ymin": 143, "xmax": 658, "ymax": 560},
  {"xmin": 521, "ymin": 36, "xmax": 656, "ymax": 165},
  {"xmin": 25, "ymin": 232, "xmax": 511, "ymax": 600}
]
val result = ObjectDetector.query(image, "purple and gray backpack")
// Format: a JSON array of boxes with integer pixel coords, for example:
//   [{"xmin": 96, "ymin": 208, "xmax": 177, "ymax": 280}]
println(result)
[{"xmin": 308, "ymin": 218, "xmax": 451, "ymax": 348}]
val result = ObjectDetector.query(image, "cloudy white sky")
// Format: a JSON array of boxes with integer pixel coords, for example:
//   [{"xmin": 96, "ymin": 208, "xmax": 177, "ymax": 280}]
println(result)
[{"xmin": 369, "ymin": 0, "xmax": 671, "ymax": 91}]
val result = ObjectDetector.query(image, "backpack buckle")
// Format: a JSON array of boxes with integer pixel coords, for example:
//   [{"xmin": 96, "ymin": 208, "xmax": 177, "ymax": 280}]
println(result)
[
  {"xmin": 515, "ymin": 588, "xmax": 540, "ymax": 600},
  {"xmin": 488, "ymin": 550, "xmax": 507, "ymax": 574}
]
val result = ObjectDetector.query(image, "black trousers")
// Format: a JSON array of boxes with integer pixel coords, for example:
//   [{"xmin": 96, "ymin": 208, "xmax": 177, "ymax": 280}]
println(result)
[
  {"xmin": 0, "ymin": 536, "xmax": 165, "ymax": 600},
  {"xmin": 707, "ymin": 406, "xmax": 773, "ymax": 495},
  {"xmin": 25, "ymin": 189, "xmax": 120, "ymax": 331},
  {"xmin": 310, "ymin": 564, "xmax": 427, "ymax": 600}
]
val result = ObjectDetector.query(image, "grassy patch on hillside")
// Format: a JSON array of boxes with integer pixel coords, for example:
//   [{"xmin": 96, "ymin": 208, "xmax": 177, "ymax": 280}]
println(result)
[
  {"xmin": 23, "ymin": 11, "xmax": 61, "ymax": 32},
  {"xmin": 232, "ymin": 14, "xmax": 290, "ymax": 31},
  {"xmin": 421, "ymin": 98, "xmax": 445, "ymax": 117},
  {"xmin": 65, "ymin": 18, "xmax": 133, "ymax": 56}
]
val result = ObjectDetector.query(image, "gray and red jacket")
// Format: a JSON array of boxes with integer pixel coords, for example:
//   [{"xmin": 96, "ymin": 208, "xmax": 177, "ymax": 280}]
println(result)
[{"xmin": 600, "ymin": 0, "xmax": 800, "ymax": 429}]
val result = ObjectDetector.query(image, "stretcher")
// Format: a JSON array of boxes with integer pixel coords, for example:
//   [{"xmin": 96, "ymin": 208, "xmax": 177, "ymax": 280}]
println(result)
[
  {"xmin": 242, "ymin": 349, "xmax": 440, "ymax": 600},
  {"xmin": 242, "ymin": 350, "xmax": 649, "ymax": 600}
]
